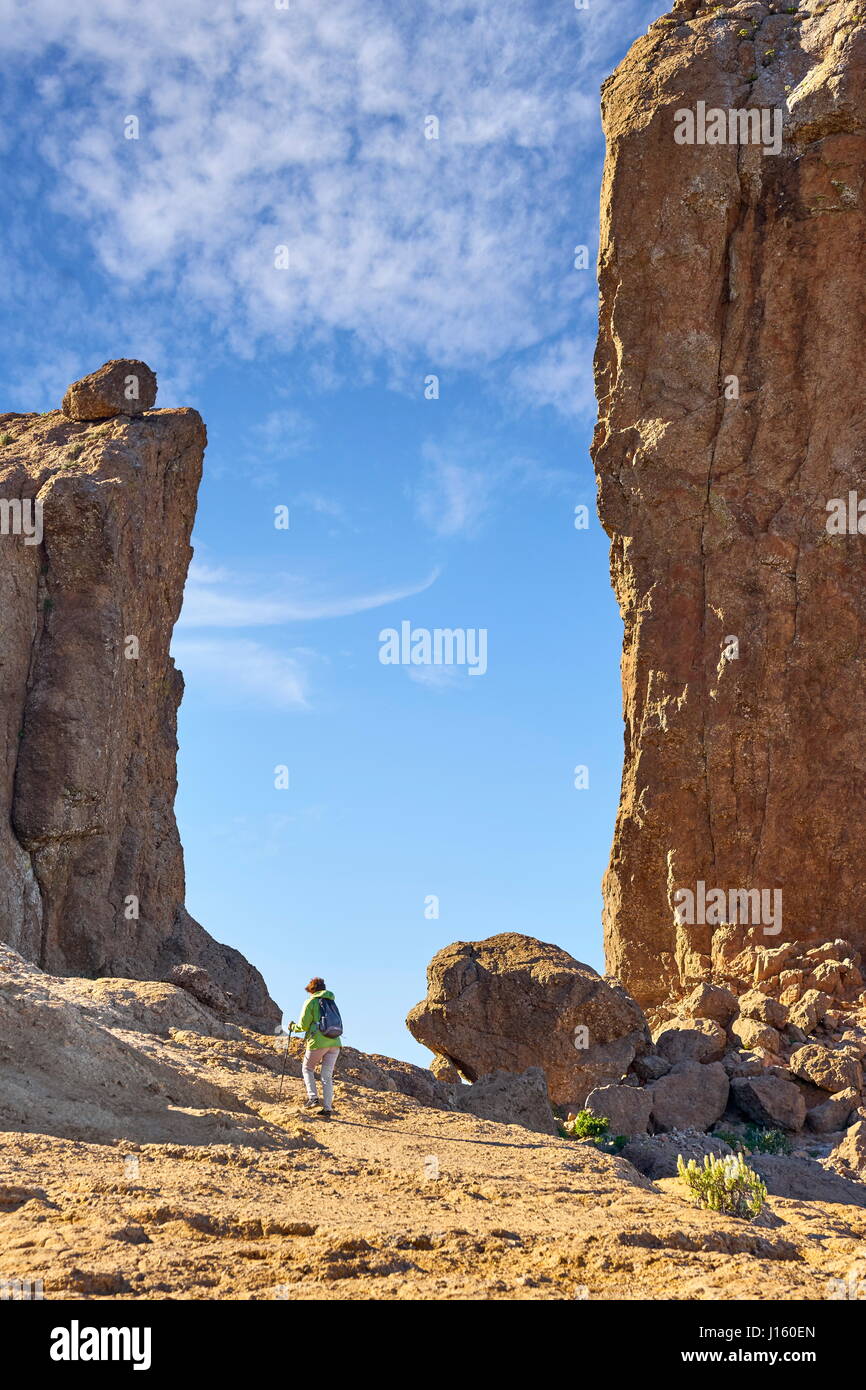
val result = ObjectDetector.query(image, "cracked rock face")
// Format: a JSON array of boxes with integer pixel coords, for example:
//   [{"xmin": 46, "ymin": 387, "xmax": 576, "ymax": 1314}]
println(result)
[
  {"xmin": 592, "ymin": 3, "xmax": 866, "ymax": 1007},
  {"xmin": 0, "ymin": 365, "xmax": 278, "ymax": 1030}
]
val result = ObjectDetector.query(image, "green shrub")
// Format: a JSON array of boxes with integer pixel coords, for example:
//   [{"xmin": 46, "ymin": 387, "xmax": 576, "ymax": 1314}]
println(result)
[
  {"xmin": 67, "ymin": 443, "xmax": 84, "ymax": 460},
  {"xmin": 677, "ymin": 1151, "xmax": 767, "ymax": 1221},
  {"xmin": 560, "ymin": 1108, "xmax": 628, "ymax": 1153},
  {"xmin": 712, "ymin": 1128, "xmax": 742, "ymax": 1149},
  {"xmin": 0, "ymin": 432, "xmax": 13, "ymax": 445},
  {"xmin": 562, "ymin": 1108, "xmax": 610, "ymax": 1141},
  {"xmin": 744, "ymin": 1125, "xmax": 790, "ymax": 1155}
]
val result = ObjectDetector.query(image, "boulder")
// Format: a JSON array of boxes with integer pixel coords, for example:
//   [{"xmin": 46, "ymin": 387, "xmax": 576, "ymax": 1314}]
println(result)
[
  {"xmin": 804, "ymin": 960, "xmax": 846, "ymax": 997},
  {"xmin": 788, "ymin": 990, "xmax": 830, "ymax": 1034},
  {"xmin": 681, "ymin": 983, "xmax": 737, "ymax": 1025},
  {"xmin": 168, "ymin": 964, "xmax": 230, "ymax": 1015},
  {"xmin": 449, "ymin": 1067, "xmax": 558, "ymax": 1136},
  {"xmin": 722, "ymin": 1050, "xmax": 764, "ymax": 1079},
  {"xmin": 623, "ymin": 1130, "xmax": 733, "ymax": 1181},
  {"xmin": 367, "ymin": 1055, "xmax": 451, "ymax": 1108},
  {"xmin": 737, "ymin": 990, "xmax": 788, "ymax": 1030},
  {"xmin": 584, "ymin": 1083, "xmax": 652, "ymax": 1138},
  {"xmin": 649, "ymin": 1061, "xmax": 728, "ymax": 1133},
  {"xmin": 730, "ymin": 1017, "xmax": 781, "ymax": 1055},
  {"xmin": 806, "ymin": 1090, "xmax": 860, "ymax": 1135},
  {"xmin": 752, "ymin": 946, "xmax": 798, "ymax": 985},
  {"xmin": 788, "ymin": 1044, "xmax": 861, "ymax": 1096},
  {"xmin": 831, "ymin": 1120, "xmax": 866, "ymax": 1179},
  {"xmin": 407, "ymin": 934, "xmax": 649, "ymax": 1110},
  {"xmin": 429, "ymin": 1055, "xmax": 464, "ymax": 1085},
  {"xmin": 730, "ymin": 1076, "xmax": 806, "ymax": 1132},
  {"xmin": 631, "ymin": 1053, "xmax": 671, "ymax": 1083},
  {"xmin": 653, "ymin": 1017, "xmax": 726, "ymax": 1065},
  {"xmin": 61, "ymin": 358, "xmax": 157, "ymax": 420}
]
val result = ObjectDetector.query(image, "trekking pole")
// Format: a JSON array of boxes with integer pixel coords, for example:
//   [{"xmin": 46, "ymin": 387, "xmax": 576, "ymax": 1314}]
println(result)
[{"xmin": 278, "ymin": 1027, "xmax": 296, "ymax": 1100}]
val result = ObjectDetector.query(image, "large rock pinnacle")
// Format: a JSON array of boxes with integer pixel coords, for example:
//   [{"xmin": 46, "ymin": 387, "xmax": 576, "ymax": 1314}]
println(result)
[
  {"xmin": 592, "ymin": 4, "xmax": 866, "ymax": 1007},
  {"xmin": 0, "ymin": 363, "xmax": 278, "ymax": 1029}
]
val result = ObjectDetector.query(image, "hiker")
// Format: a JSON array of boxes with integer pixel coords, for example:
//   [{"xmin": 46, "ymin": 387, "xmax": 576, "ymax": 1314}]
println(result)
[{"xmin": 289, "ymin": 977, "xmax": 343, "ymax": 1119}]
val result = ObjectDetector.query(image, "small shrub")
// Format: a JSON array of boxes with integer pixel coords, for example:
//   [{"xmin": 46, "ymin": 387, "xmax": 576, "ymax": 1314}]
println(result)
[
  {"xmin": 0, "ymin": 432, "xmax": 13, "ymax": 445},
  {"xmin": 677, "ymin": 1151, "xmax": 767, "ymax": 1221},
  {"xmin": 744, "ymin": 1125, "xmax": 790, "ymax": 1155},
  {"xmin": 562, "ymin": 1108, "xmax": 610, "ymax": 1141},
  {"xmin": 712, "ymin": 1128, "xmax": 742, "ymax": 1149},
  {"xmin": 67, "ymin": 443, "xmax": 84, "ymax": 460}
]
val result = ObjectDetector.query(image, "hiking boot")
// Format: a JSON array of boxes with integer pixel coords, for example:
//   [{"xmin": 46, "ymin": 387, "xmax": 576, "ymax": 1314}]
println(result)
[
  {"xmin": 316, "ymin": 1108, "xmax": 332, "ymax": 1119},
  {"xmin": 303, "ymin": 1098, "xmax": 318, "ymax": 1109}
]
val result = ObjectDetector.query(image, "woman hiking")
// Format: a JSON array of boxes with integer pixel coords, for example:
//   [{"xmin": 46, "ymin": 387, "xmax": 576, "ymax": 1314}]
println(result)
[{"xmin": 290, "ymin": 977, "xmax": 343, "ymax": 1119}]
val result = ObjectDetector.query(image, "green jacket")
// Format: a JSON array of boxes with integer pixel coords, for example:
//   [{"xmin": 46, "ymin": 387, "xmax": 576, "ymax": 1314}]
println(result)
[{"xmin": 293, "ymin": 990, "xmax": 342, "ymax": 1050}]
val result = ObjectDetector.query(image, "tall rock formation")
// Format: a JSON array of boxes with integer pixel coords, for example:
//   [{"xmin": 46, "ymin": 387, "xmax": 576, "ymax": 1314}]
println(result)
[
  {"xmin": 592, "ymin": 3, "xmax": 866, "ymax": 1007},
  {"xmin": 0, "ymin": 361, "xmax": 278, "ymax": 1029}
]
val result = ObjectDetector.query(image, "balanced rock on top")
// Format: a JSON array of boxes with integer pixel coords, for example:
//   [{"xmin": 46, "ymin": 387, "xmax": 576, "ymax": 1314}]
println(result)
[{"xmin": 62, "ymin": 358, "xmax": 157, "ymax": 421}]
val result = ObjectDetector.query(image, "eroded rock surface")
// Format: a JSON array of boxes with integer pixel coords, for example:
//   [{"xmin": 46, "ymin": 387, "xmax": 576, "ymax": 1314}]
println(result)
[
  {"xmin": 592, "ymin": 2, "xmax": 866, "ymax": 1007},
  {"xmin": 0, "ymin": 363, "xmax": 277, "ymax": 1028},
  {"xmin": 406, "ymin": 933, "xmax": 649, "ymax": 1110}
]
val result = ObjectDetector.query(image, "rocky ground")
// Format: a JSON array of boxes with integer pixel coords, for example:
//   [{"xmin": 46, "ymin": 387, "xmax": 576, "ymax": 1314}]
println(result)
[{"xmin": 3, "ymin": 945, "xmax": 866, "ymax": 1302}]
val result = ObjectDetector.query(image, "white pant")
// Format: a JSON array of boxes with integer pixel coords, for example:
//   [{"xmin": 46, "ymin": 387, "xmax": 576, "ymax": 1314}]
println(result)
[{"xmin": 302, "ymin": 1046, "xmax": 340, "ymax": 1108}]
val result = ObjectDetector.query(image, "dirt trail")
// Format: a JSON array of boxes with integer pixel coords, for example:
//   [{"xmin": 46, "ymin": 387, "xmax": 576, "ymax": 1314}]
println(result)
[{"xmin": 4, "ymin": 1056, "xmax": 866, "ymax": 1301}]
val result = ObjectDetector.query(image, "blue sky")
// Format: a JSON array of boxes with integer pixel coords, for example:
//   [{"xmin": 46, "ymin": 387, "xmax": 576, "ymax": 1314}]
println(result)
[{"xmin": 0, "ymin": 0, "xmax": 665, "ymax": 1061}]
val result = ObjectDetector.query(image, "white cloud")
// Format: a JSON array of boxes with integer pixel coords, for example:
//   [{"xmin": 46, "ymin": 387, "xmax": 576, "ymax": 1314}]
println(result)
[
  {"xmin": 414, "ymin": 436, "xmax": 574, "ymax": 538},
  {"xmin": 179, "ymin": 560, "xmax": 440, "ymax": 627},
  {"xmin": 0, "ymin": 0, "xmax": 664, "ymax": 406},
  {"xmin": 171, "ymin": 637, "xmax": 311, "ymax": 709},
  {"xmin": 407, "ymin": 664, "xmax": 463, "ymax": 691}
]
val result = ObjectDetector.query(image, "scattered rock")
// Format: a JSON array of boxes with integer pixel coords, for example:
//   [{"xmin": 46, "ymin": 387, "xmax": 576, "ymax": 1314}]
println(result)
[
  {"xmin": 737, "ymin": 990, "xmax": 788, "ymax": 1030},
  {"xmin": 788, "ymin": 1044, "xmax": 861, "ymax": 1096},
  {"xmin": 584, "ymin": 1083, "xmax": 652, "ymax": 1138},
  {"xmin": 654, "ymin": 1018, "xmax": 726, "ymax": 1065},
  {"xmin": 649, "ymin": 1061, "xmax": 729, "ymax": 1133},
  {"xmin": 806, "ymin": 1090, "xmax": 860, "ymax": 1135},
  {"xmin": 788, "ymin": 990, "xmax": 830, "ymax": 1035},
  {"xmin": 730, "ymin": 1076, "xmax": 806, "ymax": 1133},
  {"xmin": 61, "ymin": 359, "xmax": 157, "ymax": 420},
  {"xmin": 367, "ymin": 1055, "xmax": 451, "ymax": 1109},
  {"xmin": 722, "ymin": 1051, "xmax": 764, "ymax": 1079},
  {"xmin": 429, "ymin": 1055, "xmax": 464, "ymax": 1085},
  {"xmin": 631, "ymin": 1053, "xmax": 671, "ymax": 1083},
  {"xmin": 730, "ymin": 1017, "xmax": 781, "ymax": 1055},
  {"xmin": 681, "ymin": 983, "xmax": 737, "ymax": 1025},
  {"xmin": 623, "ymin": 1130, "xmax": 733, "ymax": 1181},
  {"xmin": 831, "ymin": 1120, "xmax": 866, "ymax": 1179},
  {"xmin": 168, "ymin": 965, "xmax": 230, "ymax": 1015},
  {"xmin": 450, "ymin": 1067, "xmax": 558, "ymax": 1136}
]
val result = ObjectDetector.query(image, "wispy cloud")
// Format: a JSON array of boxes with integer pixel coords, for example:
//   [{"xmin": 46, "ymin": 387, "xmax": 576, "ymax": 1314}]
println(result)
[
  {"xmin": 171, "ymin": 637, "xmax": 312, "ymax": 710},
  {"xmin": 178, "ymin": 560, "xmax": 440, "ymax": 628},
  {"xmin": 414, "ymin": 436, "xmax": 574, "ymax": 539}
]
